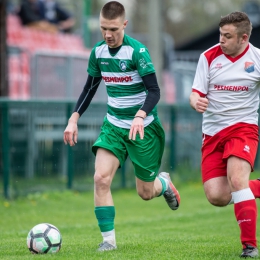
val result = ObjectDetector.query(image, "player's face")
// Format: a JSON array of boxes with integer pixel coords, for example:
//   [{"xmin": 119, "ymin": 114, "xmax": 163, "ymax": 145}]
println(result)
[
  {"xmin": 219, "ymin": 24, "xmax": 248, "ymax": 57},
  {"xmin": 100, "ymin": 15, "xmax": 128, "ymax": 48}
]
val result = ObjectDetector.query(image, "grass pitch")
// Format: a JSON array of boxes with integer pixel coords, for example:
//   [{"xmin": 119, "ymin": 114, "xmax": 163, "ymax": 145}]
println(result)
[{"xmin": 1, "ymin": 176, "xmax": 260, "ymax": 260}]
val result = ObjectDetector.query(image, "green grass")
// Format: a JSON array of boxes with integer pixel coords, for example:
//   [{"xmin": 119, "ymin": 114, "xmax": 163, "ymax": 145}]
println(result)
[{"xmin": 1, "ymin": 176, "xmax": 260, "ymax": 260}]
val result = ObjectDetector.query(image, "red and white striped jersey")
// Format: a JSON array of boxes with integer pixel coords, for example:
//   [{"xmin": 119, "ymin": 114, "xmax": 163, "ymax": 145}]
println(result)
[{"xmin": 192, "ymin": 43, "xmax": 260, "ymax": 136}]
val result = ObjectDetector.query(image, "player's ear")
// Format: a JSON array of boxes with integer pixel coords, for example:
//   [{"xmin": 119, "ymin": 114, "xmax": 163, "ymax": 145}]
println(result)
[
  {"xmin": 123, "ymin": 20, "xmax": 128, "ymax": 29},
  {"xmin": 241, "ymin": 33, "xmax": 249, "ymax": 43}
]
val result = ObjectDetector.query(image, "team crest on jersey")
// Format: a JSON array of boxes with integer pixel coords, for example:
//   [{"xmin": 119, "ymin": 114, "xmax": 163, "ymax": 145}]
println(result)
[
  {"xmin": 119, "ymin": 60, "xmax": 127, "ymax": 71},
  {"xmin": 244, "ymin": 62, "xmax": 254, "ymax": 73}
]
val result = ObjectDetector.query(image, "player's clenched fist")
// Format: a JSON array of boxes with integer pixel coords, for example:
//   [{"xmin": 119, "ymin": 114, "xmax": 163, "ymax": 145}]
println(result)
[
  {"xmin": 189, "ymin": 92, "xmax": 208, "ymax": 113},
  {"xmin": 195, "ymin": 97, "xmax": 208, "ymax": 113}
]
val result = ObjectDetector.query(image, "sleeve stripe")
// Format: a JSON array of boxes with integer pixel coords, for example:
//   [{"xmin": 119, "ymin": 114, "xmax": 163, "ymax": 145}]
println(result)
[{"xmin": 192, "ymin": 89, "xmax": 207, "ymax": 97}]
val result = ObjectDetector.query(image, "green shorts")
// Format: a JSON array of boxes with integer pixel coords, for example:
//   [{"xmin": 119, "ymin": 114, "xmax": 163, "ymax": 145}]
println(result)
[{"xmin": 92, "ymin": 117, "xmax": 165, "ymax": 182}]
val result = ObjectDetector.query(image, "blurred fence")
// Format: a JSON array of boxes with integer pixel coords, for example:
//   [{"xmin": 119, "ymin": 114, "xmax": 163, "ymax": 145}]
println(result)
[
  {"xmin": 30, "ymin": 52, "xmax": 106, "ymax": 101},
  {"xmin": 8, "ymin": 47, "xmax": 107, "ymax": 102},
  {"xmin": 169, "ymin": 51, "xmax": 200, "ymax": 104},
  {"xmin": 0, "ymin": 99, "xmax": 206, "ymax": 199},
  {"xmin": 2, "ymin": 102, "xmax": 260, "ymax": 199}
]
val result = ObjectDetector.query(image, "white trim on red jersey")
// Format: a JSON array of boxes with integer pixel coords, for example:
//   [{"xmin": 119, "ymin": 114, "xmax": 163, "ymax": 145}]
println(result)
[{"xmin": 192, "ymin": 43, "xmax": 260, "ymax": 136}]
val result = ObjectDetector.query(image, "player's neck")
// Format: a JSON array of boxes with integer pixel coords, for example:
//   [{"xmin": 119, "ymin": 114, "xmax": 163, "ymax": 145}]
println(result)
[
  {"xmin": 108, "ymin": 45, "xmax": 122, "ymax": 55},
  {"xmin": 229, "ymin": 43, "xmax": 249, "ymax": 58}
]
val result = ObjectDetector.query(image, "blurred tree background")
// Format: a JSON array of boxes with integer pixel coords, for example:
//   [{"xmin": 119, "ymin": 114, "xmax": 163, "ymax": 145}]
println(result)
[
  {"xmin": 3, "ymin": 0, "xmax": 259, "ymax": 98},
  {"xmin": 8, "ymin": 0, "xmax": 260, "ymax": 47},
  {"xmin": 35, "ymin": 0, "xmax": 260, "ymax": 47},
  {"xmin": 162, "ymin": 0, "xmax": 260, "ymax": 47}
]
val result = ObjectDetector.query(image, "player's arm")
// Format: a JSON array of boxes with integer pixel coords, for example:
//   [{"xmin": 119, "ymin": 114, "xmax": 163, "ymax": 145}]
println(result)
[
  {"xmin": 129, "ymin": 73, "xmax": 160, "ymax": 140},
  {"xmin": 189, "ymin": 90, "xmax": 208, "ymax": 113},
  {"xmin": 73, "ymin": 75, "xmax": 102, "ymax": 116},
  {"xmin": 64, "ymin": 75, "xmax": 102, "ymax": 146},
  {"xmin": 140, "ymin": 73, "xmax": 160, "ymax": 114}
]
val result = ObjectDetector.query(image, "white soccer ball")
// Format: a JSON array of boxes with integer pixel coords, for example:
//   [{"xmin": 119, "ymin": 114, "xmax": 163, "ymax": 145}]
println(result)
[{"xmin": 27, "ymin": 223, "xmax": 62, "ymax": 254}]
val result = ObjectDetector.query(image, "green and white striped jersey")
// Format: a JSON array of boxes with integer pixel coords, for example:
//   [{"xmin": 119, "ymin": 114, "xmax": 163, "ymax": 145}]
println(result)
[{"xmin": 87, "ymin": 34, "xmax": 158, "ymax": 129}]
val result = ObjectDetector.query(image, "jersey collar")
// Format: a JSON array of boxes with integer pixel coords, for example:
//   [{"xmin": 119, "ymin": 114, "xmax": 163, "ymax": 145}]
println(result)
[{"xmin": 224, "ymin": 44, "xmax": 250, "ymax": 63}]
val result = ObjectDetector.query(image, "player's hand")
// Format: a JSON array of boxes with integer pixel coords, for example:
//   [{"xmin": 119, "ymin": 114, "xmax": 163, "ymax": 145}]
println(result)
[
  {"xmin": 63, "ymin": 121, "xmax": 78, "ymax": 146},
  {"xmin": 129, "ymin": 117, "xmax": 144, "ymax": 140},
  {"xmin": 195, "ymin": 97, "xmax": 209, "ymax": 113}
]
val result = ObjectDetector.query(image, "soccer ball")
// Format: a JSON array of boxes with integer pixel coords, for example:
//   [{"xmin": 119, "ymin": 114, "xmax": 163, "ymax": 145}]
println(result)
[{"xmin": 27, "ymin": 223, "xmax": 62, "ymax": 254}]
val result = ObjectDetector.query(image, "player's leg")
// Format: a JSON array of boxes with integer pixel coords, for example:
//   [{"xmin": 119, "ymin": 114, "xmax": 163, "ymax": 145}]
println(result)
[
  {"xmin": 249, "ymin": 179, "xmax": 260, "ymax": 198},
  {"xmin": 91, "ymin": 118, "xmax": 127, "ymax": 252},
  {"xmin": 135, "ymin": 173, "xmax": 180, "ymax": 210},
  {"xmin": 248, "ymin": 128, "xmax": 260, "ymax": 198},
  {"xmin": 127, "ymin": 119, "xmax": 180, "ymax": 209},
  {"xmin": 202, "ymin": 124, "xmax": 259, "ymax": 257},
  {"xmin": 203, "ymin": 176, "xmax": 232, "ymax": 206},
  {"xmin": 227, "ymin": 156, "xmax": 258, "ymax": 258},
  {"xmin": 202, "ymin": 134, "xmax": 232, "ymax": 206},
  {"xmin": 94, "ymin": 148, "xmax": 119, "ymax": 205},
  {"xmin": 224, "ymin": 128, "xmax": 259, "ymax": 258},
  {"xmin": 135, "ymin": 177, "xmax": 161, "ymax": 199},
  {"xmin": 94, "ymin": 148, "xmax": 119, "ymax": 251}
]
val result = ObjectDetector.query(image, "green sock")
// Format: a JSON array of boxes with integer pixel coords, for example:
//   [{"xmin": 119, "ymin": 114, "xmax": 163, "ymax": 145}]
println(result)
[
  {"xmin": 157, "ymin": 177, "xmax": 167, "ymax": 197},
  {"xmin": 94, "ymin": 206, "xmax": 115, "ymax": 232}
]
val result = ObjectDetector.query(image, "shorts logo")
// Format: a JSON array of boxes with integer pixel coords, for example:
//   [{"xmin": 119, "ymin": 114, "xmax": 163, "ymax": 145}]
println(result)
[
  {"xmin": 238, "ymin": 218, "xmax": 251, "ymax": 225},
  {"xmin": 119, "ymin": 60, "xmax": 127, "ymax": 71},
  {"xmin": 150, "ymin": 172, "xmax": 155, "ymax": 176},
  {"xmin": 244, "ymin": 62, "xmax": 254, "ymax": 73},
  {"xmin": 244, "ymin": 145, "xmax": 250, "ymax": 153}
]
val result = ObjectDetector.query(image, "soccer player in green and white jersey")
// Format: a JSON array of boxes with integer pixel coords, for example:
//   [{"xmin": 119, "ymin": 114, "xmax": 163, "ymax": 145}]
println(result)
[{"xmin": 63, "ymin": 1, "xmax": 180, "ymax": 252}]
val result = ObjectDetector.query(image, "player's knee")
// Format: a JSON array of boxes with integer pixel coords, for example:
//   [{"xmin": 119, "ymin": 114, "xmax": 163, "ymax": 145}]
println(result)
[
  {"xmin": 206, "ymin": 192, "xmax": 229, "ymax": 207},
  {"xmin": 208, "ymin": 198, "xmax": 226, "ymax": 207},
  {"xmin": 94, "ymin": 171, "xmax": 111, "ymax": 189},
  {"xmin": 229, "ymin": 176, "xmax": 245, "ymax": 191},
  {"xmin": 137, "ymin": 190, "xmax": 153, "ymax": 201}
]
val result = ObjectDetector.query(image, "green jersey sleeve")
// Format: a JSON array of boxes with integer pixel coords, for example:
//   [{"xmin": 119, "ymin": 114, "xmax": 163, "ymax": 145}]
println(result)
[
  {"xmin": 133, "ymin": 46, "xmax": 155, "ymax": 77},
  {"xmin": 87, "ymin": 47, "xmax": 102, "ymax": 77}
]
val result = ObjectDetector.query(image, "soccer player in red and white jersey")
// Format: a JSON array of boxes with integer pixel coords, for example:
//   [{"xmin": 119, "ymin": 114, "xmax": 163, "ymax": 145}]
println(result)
[{"xmin": 190, "ymin": 11, "xmax": 260, "ymax": 258}]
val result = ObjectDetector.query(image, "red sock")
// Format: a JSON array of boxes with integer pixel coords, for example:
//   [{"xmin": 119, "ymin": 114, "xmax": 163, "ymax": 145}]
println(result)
[
  {"xmin": 234, "ymin": 199, "xmax": 257, "ymax": 248},
  {"xmin": 249, "ymin": 180, "xmax": 260, "ymax": 198}
]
